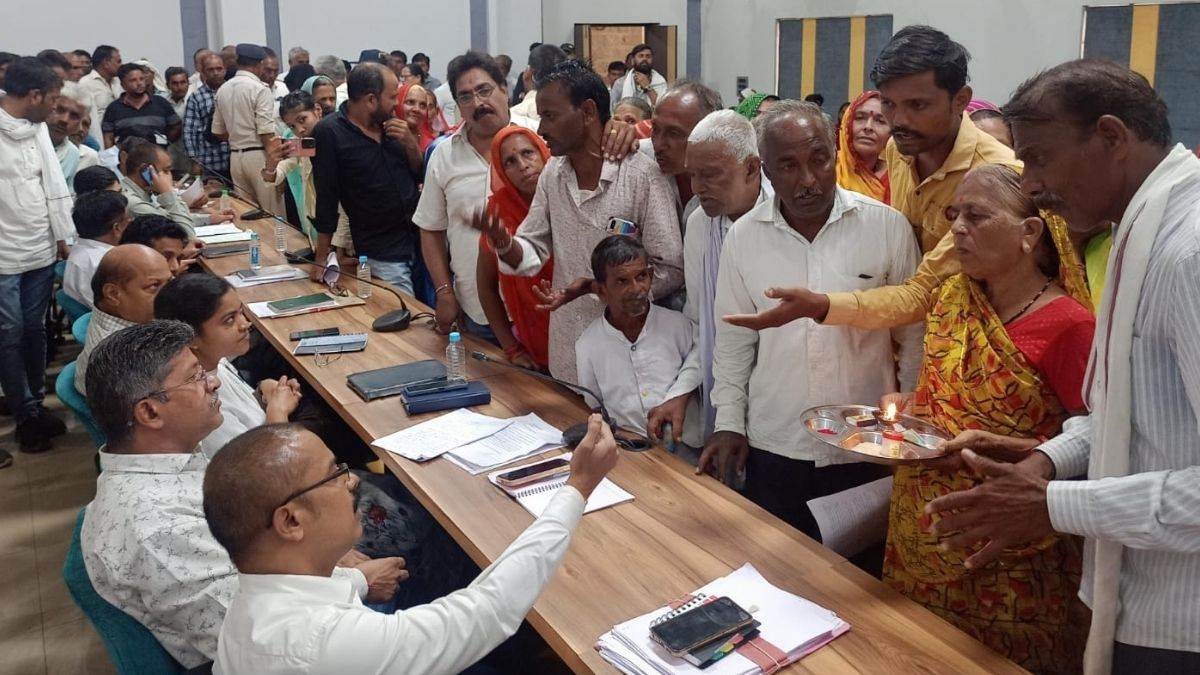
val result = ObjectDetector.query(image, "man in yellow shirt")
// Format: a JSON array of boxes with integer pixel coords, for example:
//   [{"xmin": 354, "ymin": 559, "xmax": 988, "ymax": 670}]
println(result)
[{"xmin": 726, "ymin": 25, "xmax": 1019, "ymax": 332}]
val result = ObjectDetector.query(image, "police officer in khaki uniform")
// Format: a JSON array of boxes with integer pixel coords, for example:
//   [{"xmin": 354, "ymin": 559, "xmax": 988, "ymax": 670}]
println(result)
[{"xmin": 211, "ymin": 44, "xmax": 281, "ymax": 214}]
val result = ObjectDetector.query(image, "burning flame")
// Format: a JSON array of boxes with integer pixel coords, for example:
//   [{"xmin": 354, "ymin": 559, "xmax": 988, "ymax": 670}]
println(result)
[{"xmin": 885, "ymin": 403, "xmax": 897, "ymax": 421}]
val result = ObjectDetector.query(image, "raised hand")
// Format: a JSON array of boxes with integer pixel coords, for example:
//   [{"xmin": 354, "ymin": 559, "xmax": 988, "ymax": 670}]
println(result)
[
  {"xmin": 532, "ymin": 277, "xmax": 594, "ymax": 312},
  {"xmin": 566, "ymin": 414, "xmax": 620, "ymax": 498},
  {"xmin": 722, "ymin": 286, "xmax": 831, "ymax": 330}
]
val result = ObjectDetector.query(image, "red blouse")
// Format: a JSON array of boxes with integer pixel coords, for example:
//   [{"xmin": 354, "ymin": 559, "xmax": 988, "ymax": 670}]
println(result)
[{"xmin": 1006, "ymin": 295, "xmax": 1096, "ymax": 411}]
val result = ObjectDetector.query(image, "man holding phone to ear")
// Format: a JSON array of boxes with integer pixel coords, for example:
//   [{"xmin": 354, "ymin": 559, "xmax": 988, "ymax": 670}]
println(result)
[{"xmin": 120, "ymin": 140, "xmax": 235, "ymax": 233}]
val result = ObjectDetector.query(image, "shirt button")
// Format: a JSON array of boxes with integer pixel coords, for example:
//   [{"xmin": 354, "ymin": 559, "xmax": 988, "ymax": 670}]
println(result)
[{"xmin": 631, "ymin": 345, "xmax": 637, "ymax": 351}]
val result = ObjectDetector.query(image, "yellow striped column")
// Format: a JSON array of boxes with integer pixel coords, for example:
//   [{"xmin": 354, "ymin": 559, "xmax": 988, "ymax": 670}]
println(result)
[
  {"xmin": 801, "ymin": 18, "xmax": 817, "ymax": 97},
  {"xmin": 1129, "ymin": 4, "xmax": 1159, "ymax": 86},
  {"xmin": 848, "ymin": 16, "xmax": 867, "ymax": 101}
]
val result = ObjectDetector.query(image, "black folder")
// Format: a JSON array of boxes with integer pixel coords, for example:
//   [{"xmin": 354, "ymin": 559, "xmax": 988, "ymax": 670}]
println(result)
[{"xmin": 347, "ymin": 360, "xmax": 447, "ymax": 401}]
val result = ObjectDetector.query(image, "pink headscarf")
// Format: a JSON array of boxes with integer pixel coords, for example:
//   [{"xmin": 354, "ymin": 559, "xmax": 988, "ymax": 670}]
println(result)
[{"xmin": 965, "ymin": 99, "xmax": 1001, "ymax": 115}]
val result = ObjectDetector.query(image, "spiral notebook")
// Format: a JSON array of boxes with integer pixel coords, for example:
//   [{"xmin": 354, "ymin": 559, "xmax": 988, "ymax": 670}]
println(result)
[{"xmin": 487, "ymin": 453, "xmax": 633, "ymax": 517}]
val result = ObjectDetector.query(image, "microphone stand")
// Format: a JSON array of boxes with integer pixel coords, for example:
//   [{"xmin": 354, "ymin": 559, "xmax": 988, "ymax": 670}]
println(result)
[
  {"xmin": 190, "ymin": 155, "xmax": 416, "ymax": 332},
  {"xmin": 471, "ymin": 351, "xmax": 650, "ymax": 451}
]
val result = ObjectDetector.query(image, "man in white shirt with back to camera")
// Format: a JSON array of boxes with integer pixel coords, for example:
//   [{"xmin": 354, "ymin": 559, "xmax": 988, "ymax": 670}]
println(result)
[
  {"xmin": 207, "ymin": 416, "xmax": 618, "ymax": 674},
  {"xmin": 698, "ymin": 101, "xmax": 923, "ymax": 540},
  {"xmin": 62, "ymin": 190, "xmax": 128, "ymax": 309},
  {"xmin": 576, "ymin": 235, "xmax": 701, "ymax": 460}
]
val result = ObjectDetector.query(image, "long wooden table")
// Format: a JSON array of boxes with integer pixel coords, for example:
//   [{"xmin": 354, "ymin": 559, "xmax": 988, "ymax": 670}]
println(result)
[{"xmin": 201, "ymin": 209, "xmax": 1024, "ymax": 674}]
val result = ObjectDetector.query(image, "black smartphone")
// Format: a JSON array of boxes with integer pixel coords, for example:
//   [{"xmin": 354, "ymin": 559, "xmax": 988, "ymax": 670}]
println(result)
[
  {"xmin": 496, "ymin": 457, "xmax": 571, "ymax": 488},
  {"xmin": 649, "ymin": 597, "xmax": 755, "ymax": 656},
  {"xmin": 241, "ymin": 208, "xmax": 271, "ymax": 220},
  {"xmin": 289, "ymin": 327, "xmax": 340, "ymax": 341}
]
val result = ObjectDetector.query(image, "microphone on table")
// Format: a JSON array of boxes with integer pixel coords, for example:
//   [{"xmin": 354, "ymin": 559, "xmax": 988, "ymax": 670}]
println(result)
[
  {"xmin": 470, "ymin": 351, "xmax": 650, "ymax": 451},
  {"xmin": 189, "ymin": 155, "xmax": 415, "ymax": 332}
]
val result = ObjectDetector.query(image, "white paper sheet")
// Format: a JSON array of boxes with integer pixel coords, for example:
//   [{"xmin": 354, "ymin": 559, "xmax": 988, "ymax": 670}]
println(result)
[
  {"xmin": 224, "ymin": 267, "xmax": 306, "ymax": 288},
  {"xmin": 806, "ymin": 476, "xmax": 893, "ymax": 558},
  {"xmin": 371, "ymin": 409, "xmax": 515, "ymax": 462},
  {"xmin": 445, "ymin": 413, "xmax": 564, "ymax": 474},
  {"xmin": 193, "ymin": 223, "xmax": 242, "ymax": 237}
]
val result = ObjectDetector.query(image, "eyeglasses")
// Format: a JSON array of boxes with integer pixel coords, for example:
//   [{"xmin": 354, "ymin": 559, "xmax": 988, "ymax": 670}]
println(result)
[
  {"xmin": 455, "ymin": 83, "xmax": 496, "ymax": 107},
  {"xmin": 267, "ymin": 462, "xmax": 350, "ymax": 528},
  {"xmin": 142, "ymin": 366, "xmax": 213, "ymax": 402}
]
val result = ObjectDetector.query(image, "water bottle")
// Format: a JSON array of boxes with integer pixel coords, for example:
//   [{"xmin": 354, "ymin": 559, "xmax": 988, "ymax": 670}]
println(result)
[
  {"xmin": 356, "ymin": 256, "xmax": 372, "ymax": 299},
  {"xmin": 219, "ymin": 188, "xmax": 231, "ymax": 212},
  {"xmin": 248, "ymin": 232, "xmax": 261, "ymax": 270},
  {"xmin": 445, "ymin": 332, "xmax": 466, "ymax": 382},
  {"xmin": 274, "ymin": 219, "xmax": 286, "ymax": 252}
]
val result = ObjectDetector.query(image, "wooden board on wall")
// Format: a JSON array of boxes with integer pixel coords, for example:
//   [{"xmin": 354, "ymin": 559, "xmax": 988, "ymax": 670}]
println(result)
[{"xmin": 581, "ymin": 24, "xmax": 645, "ymax": 76}]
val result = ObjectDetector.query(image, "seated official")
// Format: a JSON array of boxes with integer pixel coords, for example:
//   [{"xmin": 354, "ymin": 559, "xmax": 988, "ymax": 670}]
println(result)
[
  {"xmin": 153, "ymin": 273, "xmax": 300, "ymax": 457},
  {"xmin": 120, "ymin": 140, "xmax": 233, "ymax": 234},
  {"xmin": 63, "ymin": 190, "xmax": 129, "ymax": 309},
  {"xmin": 73, "ymin": 164, "xmax": 121, "ymax": 195},
  {"xmin": 81, "ymin": 321, "xmax": 404, "ymax": 669},
  {"xmin": 119, "ymin": 215, "xmax": 197, "ymax": 277},
  {"xmin": 206, "ymin": 418, "xmax": 618, "ymax": 675},
  {"xmin": 881, "ymin": 165, "xmax": 1095, "ymax": 673},
  {"xmin": 74, "ymin": 244, "xmax": 171, "ymax": 392},
  {"xmin": 576, "ymin": 236, "xmax": 701, "ymax": 455}
]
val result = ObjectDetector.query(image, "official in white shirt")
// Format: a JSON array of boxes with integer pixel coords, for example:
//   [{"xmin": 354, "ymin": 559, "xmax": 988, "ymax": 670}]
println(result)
[
  {"xmin": 82, "ymin": 320, "xmax": 403, "ymax": 669},
  {"xmin": 699, "ymin": 101, "xmax": 922, "ymax": 538},
  {"xmin": 207, "ymin": 415, "xmax": 619, "ymax": 675},
  {"xmin": 77, "ymin": 45, "xmax": 122, "ymax": 146},
  {"xmin": 63, "ymin": 190, "xmax": 128, "ymax": 309},
  {"xmin": 576, "ymin": 235, "xmax": 701, "ymax": 452},
  {"xmin": 670, "ymin": 111, "xmax": 771, "ymax": 445}
]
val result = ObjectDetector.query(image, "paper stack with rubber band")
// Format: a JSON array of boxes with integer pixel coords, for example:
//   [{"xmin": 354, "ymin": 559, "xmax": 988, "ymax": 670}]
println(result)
[{"xmin": 596, "ymin": 564, "xmax": 849, "ymax": 674}]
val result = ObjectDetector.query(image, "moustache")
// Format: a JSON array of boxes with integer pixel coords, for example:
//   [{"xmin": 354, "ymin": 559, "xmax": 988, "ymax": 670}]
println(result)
[
  {"xmin": 891, "ymin": 127, "xmax": 922, "ymax": 140},
  {"xmin": 794, "ymin": 188, "xmax": 823, "ymax": 201},
  {"xmin": 473, "ymin": 106, "xmax": 495, "ymax": 121},
  {"xmin": 1033, "ymin": 191, "xmax": 1066, "ymax": 212}
]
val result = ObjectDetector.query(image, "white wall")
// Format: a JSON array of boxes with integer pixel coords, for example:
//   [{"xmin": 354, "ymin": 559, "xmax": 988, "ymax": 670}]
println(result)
[
  {"xmin": 276, "ymin": 0, "xmax": 473, "ymax": 81},
  {"xmin": 699, "ymin": 0, "xmax": 1198, "ymax": 108},
  {"xmin": 0, "ymin": 0, "xmax": 183, "ymax": 73}
]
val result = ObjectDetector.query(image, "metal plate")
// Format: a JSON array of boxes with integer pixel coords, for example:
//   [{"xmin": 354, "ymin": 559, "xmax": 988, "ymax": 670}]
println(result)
[{"xmin": 801, "ymin": 404, "xmax": 952, "ymax": 465}]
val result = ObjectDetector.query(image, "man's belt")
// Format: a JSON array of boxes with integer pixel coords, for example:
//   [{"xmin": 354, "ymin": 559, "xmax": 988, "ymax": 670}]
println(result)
[{"xmin": 230, "ymin": 146, "xmax": 265, "ymax": 153}]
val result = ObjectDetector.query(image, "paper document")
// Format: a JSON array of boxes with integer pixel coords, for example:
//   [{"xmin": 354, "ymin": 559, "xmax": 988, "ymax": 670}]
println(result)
[
  {"xmin": 445, "ymin": 413, "xmax": 563, "ymax": 474},
  {"xmin": 486, "ymin": 453, "xmax": 633, "ymax": 516},
  {"xmin": 372, "ymin": 409, "xmax": 514, "ymax": 462},
  {"xmin": 179, "ymin": 178, "xmax": 206, "ymax": 206},
  {"xmin": 225, "ymin": 268, "xmax": 306, "ymax": 288},
  {"xmin": 806, "ymin": 476, "xmax": 892, "ymax": 559},
  {"xmin": 194, "ymin": 223, "xmax": 242, "ymax": 237}
]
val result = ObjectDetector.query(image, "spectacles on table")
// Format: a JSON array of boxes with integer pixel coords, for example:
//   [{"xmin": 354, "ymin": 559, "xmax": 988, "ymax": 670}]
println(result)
[{"xmin": 266, "ymin": 462, "xmax": 351, "ymax": 528}]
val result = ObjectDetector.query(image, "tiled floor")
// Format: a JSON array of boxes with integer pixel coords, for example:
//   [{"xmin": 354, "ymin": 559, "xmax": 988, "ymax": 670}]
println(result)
[{"xmin": 0, "ymin": 341, "xmax": 115, "ymax": 675}]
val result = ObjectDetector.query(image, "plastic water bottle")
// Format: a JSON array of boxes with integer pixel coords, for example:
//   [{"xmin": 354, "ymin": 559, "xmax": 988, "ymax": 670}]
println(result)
[
  {"xmin": 356, "ymin": 256, "xmax": 372, "ymax": 299},
  {"xmin": 219, "ymin": 188, "xmax": 231, "ymax": 212},
  {"xmin": 445, "ymin": 332, "xmax": 466, "ymax": 382},
  {"xmin": 274, "ymin": 219, "xmax": 286, "ymax": 252},
  {"xmin": 248, "ymin": 232, "xmax": 261, "ymax": 270}
]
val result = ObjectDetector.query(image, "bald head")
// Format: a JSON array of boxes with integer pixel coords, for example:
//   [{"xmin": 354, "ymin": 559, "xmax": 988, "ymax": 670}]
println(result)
[{"xmin": 92, "ymin": 244, "xmax": 172, "ymax": 322}]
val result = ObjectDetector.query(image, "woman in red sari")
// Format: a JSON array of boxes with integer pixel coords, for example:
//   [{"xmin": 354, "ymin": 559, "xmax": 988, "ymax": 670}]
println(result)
[
  {"xmin": 393, "ymin": 82, "xmax": 440, "ymax": 154},
  {"xmin": 475, "ymin": 126, "xmax": 553, "ymax": 369}
]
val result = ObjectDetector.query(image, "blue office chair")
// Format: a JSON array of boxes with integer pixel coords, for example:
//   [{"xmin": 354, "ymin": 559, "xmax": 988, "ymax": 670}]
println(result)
[
  {"xmin": 56, "ymin": 362, "xmax": 105, "ymax": 448},
  {"xmin": 56, "ymin": 288, "xmax": 89, "ymax": 324},
  {"xmin": 54, "ymin": 260, "xmax": 67, "ymax": 281},
  {"xmin": 72, "ymin": 312, "xmax": 92, "ymax": 345},
  {"xmin": 62, "ymin": 509, "xmax": 184, "ymax": 675}
]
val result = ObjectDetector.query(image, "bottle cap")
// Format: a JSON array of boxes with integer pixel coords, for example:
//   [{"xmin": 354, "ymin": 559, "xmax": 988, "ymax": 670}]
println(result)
[
  {"xmin": 250, "ymin": 232, "xmax": 258, "ymax": 239},
  {"xmin": 358, "ymin": 255, "xmax": 367, "ymax": 264},
  {"xmin": 448, "ymin": 331, "xmax": 461, "ymax": 342}
]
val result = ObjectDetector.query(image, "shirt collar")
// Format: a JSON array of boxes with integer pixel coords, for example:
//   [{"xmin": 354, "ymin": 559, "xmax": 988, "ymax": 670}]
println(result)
[
  {"xmin": 758, "ymin": 185, "xmax": 856, "ymax": 232},
  {"xmin": 120, "ymin": 175, "xmax": 149, "ymax": 201},
  {"xmin": 234, "ymin": 69, "xmax": 263, "ymax": 85},
  {"xmin": 601, "ymin": 304, "xmax": 659, "ymax": 345},
  {"xmin": 92, "ymin": 307, "xmax": 137, "ymax": 331},
  {"xmin": 74, "ymin": 238, "xmax": 113, "ymax": 252},
  {"xmin": 237, "ymin": 572, "xmax": 359, "ymax": 604},
  {"xmin": 894, "ymin": 112, "xmax": 983, "ymax": 180},
  {"xmin": 97, "ymin": 447, "xmax": 207, "ymax": 474},
  {"xmin": 1117, "ymin": 143, "xmax": 1199, "ymax": 234}
]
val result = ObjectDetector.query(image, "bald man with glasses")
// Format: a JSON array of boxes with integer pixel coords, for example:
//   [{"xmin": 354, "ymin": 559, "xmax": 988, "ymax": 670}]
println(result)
[{"xmin": 80, "ymin": 321, "xmax": 404, "ymax": 670}]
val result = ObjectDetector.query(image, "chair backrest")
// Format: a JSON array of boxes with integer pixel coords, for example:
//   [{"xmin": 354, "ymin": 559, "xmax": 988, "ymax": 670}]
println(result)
[
  {"xmin": 72, "ymin": 312, "xmax": 92, "ymax": 345},
  {"xmin": 62, "ymin": 509, "xmax": 183, "ymax": 675},
  {"xmin": 56, "ymin": 362, "xmax": 106, "ymax": 447},
  {"xmin": 56, "ymin": 288, "xmax": 90, "ymax": 324}
]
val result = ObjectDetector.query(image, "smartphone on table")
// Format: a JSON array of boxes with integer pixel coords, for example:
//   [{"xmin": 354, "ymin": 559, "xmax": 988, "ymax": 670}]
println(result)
[{"xmin": 496, "ymin": 457, "xmax": 571, "ymax": 489}]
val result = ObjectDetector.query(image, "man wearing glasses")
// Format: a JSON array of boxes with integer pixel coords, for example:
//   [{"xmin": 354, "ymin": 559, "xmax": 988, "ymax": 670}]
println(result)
[
  {"xmin": 206, "ymin": 417, "xmax": 619, "ymax": 674},
  {"xmin": 80, "ymin": 321, "xmax": 407, "ymax": 670}
]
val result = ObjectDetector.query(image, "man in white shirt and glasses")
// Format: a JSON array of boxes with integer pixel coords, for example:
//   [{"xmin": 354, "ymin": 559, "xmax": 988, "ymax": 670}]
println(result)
[
  {"xmin": 207, "ymin": 416, "xmax": 618, "ymax": 675},
  {"xmin": 698, "ymin": 101, "xmax": 922, "ymax": 540},
  {"xmin": 925, "ymin": 59, "xmax": 1200, "ymax": 675}
]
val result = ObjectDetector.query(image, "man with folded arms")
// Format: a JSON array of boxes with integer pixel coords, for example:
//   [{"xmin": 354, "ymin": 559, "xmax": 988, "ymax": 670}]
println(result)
[
  {"xmin": 207, "ymin": 416, "xmax": 619, "ymax": 674},
  {"xmin": 82, "ymin": 321, "xmax": 406, "ymax": 669}
]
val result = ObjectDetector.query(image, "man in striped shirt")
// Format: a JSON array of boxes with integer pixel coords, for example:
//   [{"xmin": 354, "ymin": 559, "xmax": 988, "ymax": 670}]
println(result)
[{"xmin": 926, "ymin": 60, "xmax": 1200, "ymax": 674}]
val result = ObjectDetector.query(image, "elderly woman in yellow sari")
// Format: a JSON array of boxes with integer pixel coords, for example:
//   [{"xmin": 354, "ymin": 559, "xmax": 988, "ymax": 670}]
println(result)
[
  {"xmin": 881, "ymin": 165, "xmax": 1094, "ymax": 674},
  {"xmin": 836, "ymin": 90, "xmax": 891, "ymax": 202}
]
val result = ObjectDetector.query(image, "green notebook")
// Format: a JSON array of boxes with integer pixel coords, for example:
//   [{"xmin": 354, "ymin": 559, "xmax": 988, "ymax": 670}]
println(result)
[{"xmin": 266, "ymin": 292, "xmax": 336, "ymax": 314}]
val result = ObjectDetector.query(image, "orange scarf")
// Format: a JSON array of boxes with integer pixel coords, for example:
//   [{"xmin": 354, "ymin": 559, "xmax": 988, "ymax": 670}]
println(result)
[
  {"xmin": 835, "ymin": 90, "xmax": 890, "ymax": 203},
  {"xmin": 394, "ymin": 82, "xmax": 439, "ymax": 153}
]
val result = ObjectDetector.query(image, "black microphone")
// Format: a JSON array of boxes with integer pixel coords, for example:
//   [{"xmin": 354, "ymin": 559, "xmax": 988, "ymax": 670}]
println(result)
[
  {"xmin": 471, "ymin": 351, "xmax": 649, "ymax": 451},
  {"xmin": 189, "ymin": 154, "xmax": 414, "ymax": 332}
]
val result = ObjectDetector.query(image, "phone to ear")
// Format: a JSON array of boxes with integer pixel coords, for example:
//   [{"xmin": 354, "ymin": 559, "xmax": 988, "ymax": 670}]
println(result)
[{"xmin": 140, "ymin": 164, "xmax": 155, "ymax": 184}]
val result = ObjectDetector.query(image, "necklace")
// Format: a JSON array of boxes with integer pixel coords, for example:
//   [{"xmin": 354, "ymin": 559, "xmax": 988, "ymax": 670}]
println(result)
[{"xmin": 1002, "ymin": 277, "xmax": 1053, "ymax": 324}]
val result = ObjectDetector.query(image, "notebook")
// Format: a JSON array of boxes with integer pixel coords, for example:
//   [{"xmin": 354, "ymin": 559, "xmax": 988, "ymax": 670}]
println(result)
[
  {"xmin": 488, "ymin": 453, "xmax": 633, "ymax": 516},
  {"xmin": 596, "ymin": 564, "xmax": 850, "ymax": 675},
  {"xmin": 348, "ymin": 360, "xmax": 447, "ymax": 401},
  {"xmin": 246, "ymin": 292, "xmax": 365, "ymax": 318}
]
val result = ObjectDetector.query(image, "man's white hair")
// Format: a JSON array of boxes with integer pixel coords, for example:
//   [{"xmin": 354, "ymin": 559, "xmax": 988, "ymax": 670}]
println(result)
[
  {"xmin": 288, "ymin": 46, "xmax": 309, "ymax": 61},
  {"xmin": 314, "ymin": 55, "xmax": 346, "ymax": 84},
  {"xmin": 58, "ymin": 81, "xmax": 91, "ymax": 116},
  {"xmin": 687, "ymin": 109, "xmax": 758, "ymax": 162}
]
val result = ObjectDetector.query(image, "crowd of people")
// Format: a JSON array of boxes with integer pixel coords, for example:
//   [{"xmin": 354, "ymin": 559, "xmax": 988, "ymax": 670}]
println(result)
[{"xmin": 0, "ymin": 20, "xmax": 1197, "ymax": 675}]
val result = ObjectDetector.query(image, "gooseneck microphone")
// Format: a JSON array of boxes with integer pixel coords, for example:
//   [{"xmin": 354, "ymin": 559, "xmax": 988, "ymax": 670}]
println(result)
[
  {"xmin": 189, "ymin": 155, "xmax": 416, "ymax": 332},
  {"xmin": 471, "ymin": 351, "xmax": 649, "ymax": 451}
]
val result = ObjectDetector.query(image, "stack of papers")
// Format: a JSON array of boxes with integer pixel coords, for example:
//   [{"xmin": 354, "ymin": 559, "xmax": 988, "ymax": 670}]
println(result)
[
  {"xmin": 445, "ymin": 413, "xmax": 564, "ymax": 474},
  {"xmin": 194, "ymin": 223, "xmax": 242, "ymax": 238},
  {"xmin": 225, "ymin": 264, "xmax": 306, "ymax": 288},
  {"xmin": 371, "ymin": 409, "xmax": 515, "ymax": 462},
  {"xmin": 487, "ymin": 453, "xmax": 633, "ymax": 516},
  {"xmin": 596, "ymin": 565, "xmax": 850, "ymax": 675}
]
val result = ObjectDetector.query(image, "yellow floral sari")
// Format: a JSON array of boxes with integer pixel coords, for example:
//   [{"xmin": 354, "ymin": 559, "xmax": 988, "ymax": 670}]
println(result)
[{"xmin": 884, "ymin": 214, "xmax": 1091, "ymax": 674}]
